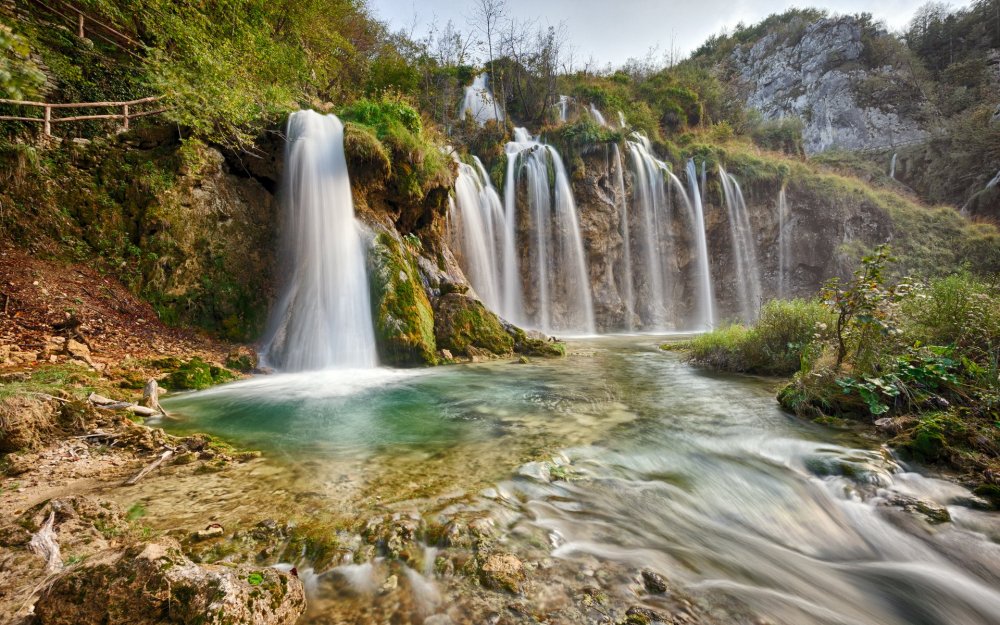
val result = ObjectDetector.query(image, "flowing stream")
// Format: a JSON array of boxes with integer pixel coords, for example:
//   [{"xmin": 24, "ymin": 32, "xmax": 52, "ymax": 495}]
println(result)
[{"xmin": 157, "ymin": 337, "xmax": 1000, "ymax": 625}]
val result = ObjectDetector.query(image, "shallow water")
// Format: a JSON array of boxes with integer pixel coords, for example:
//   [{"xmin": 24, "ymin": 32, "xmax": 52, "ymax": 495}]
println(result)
[{"xmin": 160, "ymin": 337, "xmax": 1000, "ymax": 625}]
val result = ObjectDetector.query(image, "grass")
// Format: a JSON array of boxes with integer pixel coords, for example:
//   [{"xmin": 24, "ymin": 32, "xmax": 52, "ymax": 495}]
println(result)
[{"xmin": 679, "ymin": 299, "xmax": 833, "ymax": 376}]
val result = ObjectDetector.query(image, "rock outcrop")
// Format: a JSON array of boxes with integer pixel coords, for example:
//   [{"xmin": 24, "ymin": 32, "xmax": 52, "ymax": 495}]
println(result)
[
  {"xmin": 729, "ymin": 16, "xmax": 927, "ymax": 154},
  {"xmin": 34, "ymin": 537, "xmax": 305, "ymax": 625}
]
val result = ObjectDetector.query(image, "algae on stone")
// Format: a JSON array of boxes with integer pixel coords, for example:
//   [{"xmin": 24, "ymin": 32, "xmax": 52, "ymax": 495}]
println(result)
[{"xmin": 367, "ymin": 231, "xmax": 438, "ymax": 366}]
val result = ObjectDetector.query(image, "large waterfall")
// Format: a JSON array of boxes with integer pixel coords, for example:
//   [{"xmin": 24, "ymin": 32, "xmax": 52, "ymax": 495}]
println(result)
[
  {"xmin": 681, "ymin": 160, "xmax": 715, "ymax": 330},
  {"xmin": 777, "ymin": 186, "xmax": 791, "ymax": 298},
  {"xmin": 261, "ymin": 110, "xmax": 378, "ymax": 372},
  {"xmin": 505, "ymin": 128, "xmax": 595, "ymax": 334},
  {"xmin": 719, "ymin": 166, "xmax": 763, "ymax": 322},
  {"xmin": 625, "ymin": 135, "xmax": 672, "ymax": 327}
]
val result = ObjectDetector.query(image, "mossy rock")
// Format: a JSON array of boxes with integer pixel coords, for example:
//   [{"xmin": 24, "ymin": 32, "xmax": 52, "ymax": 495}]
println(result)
[
  {"xmin": 164, "ymin": 357, "xmax": 235, "ymax": 390},
  {"xmin": 343, "ymin": 122, "xmax": 391, "ymax": 190},
  {"xmin": 434, "ymin": 293, "xmax": 514, "ymax": 358},
  {"xmin": 368, "ymin": 231, "xmax": 437, "ymax": 366},
  {"xmin": 506, "ymin": 325, "xmax": 566, "ymax": 358}
]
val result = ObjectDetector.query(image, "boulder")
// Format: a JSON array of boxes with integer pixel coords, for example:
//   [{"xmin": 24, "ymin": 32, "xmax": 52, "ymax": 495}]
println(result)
[
  {"xmin": 34, "ymin": 537, "xmax": 305, "ymax": 625},
  {"xmin": 433, "ymin": 293, "xmax": 514, "ymax": 358}
]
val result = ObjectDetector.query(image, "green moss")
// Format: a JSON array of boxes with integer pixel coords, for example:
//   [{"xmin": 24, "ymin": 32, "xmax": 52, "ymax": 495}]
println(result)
[
  {"xmin": 433, "ymin": 293, "xmax": 514, "ymax": 357},
  {"xmin": 343, "ymin": 122, "xmax": 391, "ymax": 190},
  {"xmin": 368, "ymin": 231, "xmax": 437, "ymax": 366},
  {"xmin": 164, "ymin": 357, "xmax": 235, "ymax": 390}
]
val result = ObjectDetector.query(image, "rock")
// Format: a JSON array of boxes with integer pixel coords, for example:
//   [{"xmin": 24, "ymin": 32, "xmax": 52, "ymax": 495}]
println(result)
[
  {"xmin": 225, "ymin": 346, "xmax": 259, "ymax": 372},
  {"xmin": 34, "ymin": 537, "xmax": 305, "ymax": 625},
  {"xmin": 0, "ymin": 343, "xmax": 37, "ymax": 365},
  {"xmin": 640, "ymin": 569, "xmax": 668, "ymax": 594},
  {"xmin": 884, "ymin": 493, "xmax": 951, "ymax": 524},
  {"xmin": 479, "ymin": 552, "xmax": 525, "ymax": 594},
  {"xmin": 367, "ymin": 230, "xmax": 438, "ymax": 366},
  {"xmin": 433, "ymin": 292, "xmax": 514, "ymax": 358},
  {"xmin": 440, "ymin": 349, "xmax": 454, "ymax": 361},
  {"xmin": 65, "ymin": 338, "xmax": 91, "ymax": 362},
  {"xmin": 729, "ymin": 15, "xmax": 927, "ymax": 154},
  {"xmin": 193, "ymin": 524, "xmax": 225, "ymax": 541},
  {"xmin": 0, "ymin": 395, "xmax": 58, "ymax": 453},
  {"xmin": 623, "ymin": 605, "xmax": 669, "ymax": 625}
]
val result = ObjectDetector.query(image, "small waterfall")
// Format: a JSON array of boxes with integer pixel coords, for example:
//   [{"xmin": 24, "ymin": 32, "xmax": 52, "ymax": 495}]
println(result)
[
  {"xmin": 682, "ymin": 160, "xmax": 715, "ymax": 329},
  {"xmin": 460, "ymin": 74, "xmax": 503, "ymax": 125},
  {"xmin": 777, "ymin": 186, "xmax": 791, "ymax": 298},
  {"xmin": 612, "ymin": 144, "xmax": 634, "ymax": 330},
  {"xmin": 618, "ymin": 111, "xmax": 627, "ymax": 128},
  {"xmin": 261, "ymin": 110, "xmax": 378, "ymax": 371},
  {"xmin": 558, "ymin": 95, "xmax": 571, "ymax": 122},
  {"xmin": 589, "ymin": 104, "xmax": 607, "ymax": 127},
  {"xmin": 504, "ymin": 128, "xmax": 595, "ymax": 334},
  {"xmin": 988, "ymin": 170, "xmax": 1000, "ymax": 189},
  {"xmin": 449, "ymin": 157, "xmax": 506, "ymax": 312},
  {"xmin": 625, "ymin": 134, "xmax": 672, "ymax": 328},
  {"xmin": 890, "ymin": 153, "xmax": 898, "ymax": 179},
  {"xmin": 719, "ymin": 166, "xmax": 763, "ymax": 322}
]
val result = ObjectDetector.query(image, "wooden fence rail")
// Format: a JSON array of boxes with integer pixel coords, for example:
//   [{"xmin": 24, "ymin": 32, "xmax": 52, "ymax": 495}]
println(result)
[{"xmin": 0, "ymin": 96, "xmax": 166, "ymax": 135}]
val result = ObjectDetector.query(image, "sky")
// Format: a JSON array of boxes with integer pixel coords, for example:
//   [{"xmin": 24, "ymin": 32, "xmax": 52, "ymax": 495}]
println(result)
[{"xmin": 371, "ymin": 0, "xmax": 974, "ymax": 68}]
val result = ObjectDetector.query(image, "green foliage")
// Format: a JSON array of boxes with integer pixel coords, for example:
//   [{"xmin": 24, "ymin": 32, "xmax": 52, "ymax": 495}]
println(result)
[
  {"xmin": 0, "ymin": 22, "xmax": 45, "ymax": 99},
  {"xmin": 164, "ymin": 357, "xmax": 235, "ymax": 391},
  {"xmin": 247, "ymin": 571, "xmax": 264, "ymax": 586},
  {"xmin": 341, "ymin": 94, "xmax": 452, "ymax": 206},
  {"xmin": 822, "ymin": 245, "xmax": 904, "ymax": 367},
  {"xmin": 684, "ymin": 299, "xmax": 834, "ymax": 375}
]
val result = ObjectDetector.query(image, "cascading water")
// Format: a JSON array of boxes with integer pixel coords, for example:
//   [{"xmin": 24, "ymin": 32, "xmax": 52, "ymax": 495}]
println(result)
[
  {"xmin": 625, "ymin": 134, "xmax": 672, "ymax": 328},
  {"xmin": 719, "ymin": 166, "xmax": 763, "ymax": 322},
  {"xmin": 612, "ymin": 144, "xmax": 634, "ymax": 330},
  {"xmin": 504, "ymin": 128, "xmax": 595, "ymax": 334},
  {"xmin": 890, "ymin": 152, "xmax": 898, "ymax": 179},
  {"xmin": 777, "ymin": 186, "xmax": 791, "ymax": 298},
  {"xmin": 460, "ymin": 74, "xmax": 503, "ymax": 125},
  {"xmin": 682, "ymin": 160, "xmax": 715, "ymax": 329},
  {"xmin": 589, "ymin": 104, "xmax": 607, "ymax": 127},
  {"xmin": 448, "ymin": 157, "xmax": 506, "ymax": 313},
  {"xmin": 261, "ymin": 110, "xmax": 378, "ymax": 372},
  {"xmin": 558, "ymin": 95, "xmax": 571, "ymax": 122}
]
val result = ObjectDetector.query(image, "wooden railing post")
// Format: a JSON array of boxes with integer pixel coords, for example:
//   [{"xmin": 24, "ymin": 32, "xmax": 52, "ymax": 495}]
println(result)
[
  {"xmin": 43, "ymin": 106, "xmax": 51, "ymax": 136},
  {"xmin": 122, "ymin": 104, "xmax": 129, "ymax": 131}
]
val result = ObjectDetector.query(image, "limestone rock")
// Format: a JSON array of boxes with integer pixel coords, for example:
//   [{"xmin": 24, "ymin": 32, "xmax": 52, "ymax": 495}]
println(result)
[
  {"xmin": 225, "ymin": 346, "xmax": 259, "ymax": 372},
  {"xmin": 0, "ymin": 395, "xmax": 58, "ymax": 453},
  {"xmin": 479, "ymin": 552, "xmax": 525, "ymax": 594},
  {"xmin": 34, "ymin": 537, "xmax": 305, "ymax": 625},
  {"xmin": 729, "ymin": 15, "xmax": 927, "ymax": 154}
]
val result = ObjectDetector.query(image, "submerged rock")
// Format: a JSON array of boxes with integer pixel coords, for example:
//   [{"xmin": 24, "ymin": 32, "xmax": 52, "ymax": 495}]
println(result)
[
  {"xmin": 34, "ymin": 537, "xmax": 305, "ymax": 625},
  {"xmin": 478, "ymin": 552, "xmax": 525, "ymax": 594}
]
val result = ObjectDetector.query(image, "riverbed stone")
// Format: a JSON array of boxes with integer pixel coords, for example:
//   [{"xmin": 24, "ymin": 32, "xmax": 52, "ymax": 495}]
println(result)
[
  {"xmin": 479, "ymin": 552, "xmax": 525, "ymax": 594},
  {"xmin": 33, "ymin": 537, "xmax": 305, "ymax": 625}
]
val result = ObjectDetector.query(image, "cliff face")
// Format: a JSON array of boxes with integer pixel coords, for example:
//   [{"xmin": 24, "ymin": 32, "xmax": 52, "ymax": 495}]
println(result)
[{"xmin": 729, "ymin": 16, "xmax": 927, "ymax": 154}]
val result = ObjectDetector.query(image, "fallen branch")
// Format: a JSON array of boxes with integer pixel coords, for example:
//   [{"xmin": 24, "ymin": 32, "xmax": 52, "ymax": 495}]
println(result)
[
  {"xmin": 28, "ymin": 511, "xmax": 62, "ymax": 574},
  {"xmin": 123, "ymin": 448, "xmax": 174, "ymax": 486}
]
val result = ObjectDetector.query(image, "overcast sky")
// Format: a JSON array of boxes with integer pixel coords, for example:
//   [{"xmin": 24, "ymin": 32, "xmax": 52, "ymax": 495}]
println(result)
[{"xmin": 371, "ymin": 0, "xmax": 973, "ymax": 67}]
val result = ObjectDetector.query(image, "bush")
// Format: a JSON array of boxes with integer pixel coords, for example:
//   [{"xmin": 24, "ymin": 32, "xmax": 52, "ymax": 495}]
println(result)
[{"xmin": 684, "ymin": 299, "xmax": 833, "ymax": 375}]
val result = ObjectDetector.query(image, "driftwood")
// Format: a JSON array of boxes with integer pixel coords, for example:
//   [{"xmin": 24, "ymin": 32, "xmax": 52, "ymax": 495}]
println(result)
[
  {"xmin": 28, "ymin": 511, "xmax": 62, "ymax": 574},
  {"xmin": 88, "ymin": 392, "xmax": 162, "ymax": 418},
  {"xmin": 123, "ymin": 448, "xmax": 174, "ymax": 486},
  {"xmin": 141, "ymin": 379, "xmax": 163, "ymax": 412}
]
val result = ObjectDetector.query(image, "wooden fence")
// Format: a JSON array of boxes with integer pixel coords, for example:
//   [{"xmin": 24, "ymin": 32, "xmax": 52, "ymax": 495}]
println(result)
[{"xmin": 0, "ymin": 96, "xmax": 166, "ymax": 135}]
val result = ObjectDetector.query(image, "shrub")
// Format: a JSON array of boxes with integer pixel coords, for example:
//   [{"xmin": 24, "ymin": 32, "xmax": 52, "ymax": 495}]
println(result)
[{"xmin": 684, "ymin": 299, "xmax": 833, "ymax": 375}]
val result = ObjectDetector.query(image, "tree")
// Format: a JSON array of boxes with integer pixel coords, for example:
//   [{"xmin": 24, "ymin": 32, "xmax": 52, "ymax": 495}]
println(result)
[{"xmin": 471, "ymin": 0, "xmax": 507, "ymax": 121}]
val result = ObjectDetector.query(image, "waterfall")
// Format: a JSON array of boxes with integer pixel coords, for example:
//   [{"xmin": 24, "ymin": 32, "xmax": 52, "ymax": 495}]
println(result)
[
  {"xmin": 558, "ymin": 95, "xmax": 571, "ymax": 122},
  {"xmin": 988, "ymin": 170, "xmax": 1000, "ymax": 189},
  {"xmin": 261, "ymin": 110, "xmax": 378, "ymax": 372},
  {"xmin": 460, "ymin": 74, "xmax": 503, "ymax": 125},
  {"xmin": 590, "ymin": 104, "xmax": 607, "ymax": 127},
  {"xmin": 504, "ymin": 128, "xmax": 595, "ymax": 334},
  {"xmin": 612, "ymin": 144, "xmax": 634, "ymax": 330},
  {"xmin": 448, "ymin": 157, "xmax": 506, "ymax": 312},
  {"xmin": 618, "ymin": 111, "xmax": 627, "ymax": 129},
  {"xmin": 682, "ymin": 160, "xmax": 715, "ymax": 330},
  {"xmin": 625, "ymin": 134, "xmax": 672, "ymax": 328},
  {"xmin": 890, "ymin": 153, "xmax": 898, "ymax": 179},
  {"xmin": 777, "ymin": 186, "xmax": 791, "ymax": 298},
  {"xmin": 719, "ymin": 166, "xmax": 763, "ymax": 322}
]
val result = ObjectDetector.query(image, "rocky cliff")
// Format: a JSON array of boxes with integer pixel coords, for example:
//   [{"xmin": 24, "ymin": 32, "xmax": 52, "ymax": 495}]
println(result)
[{"xmin": 728, "ymin": 16, "xmax": 928, "ymax": 154}]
